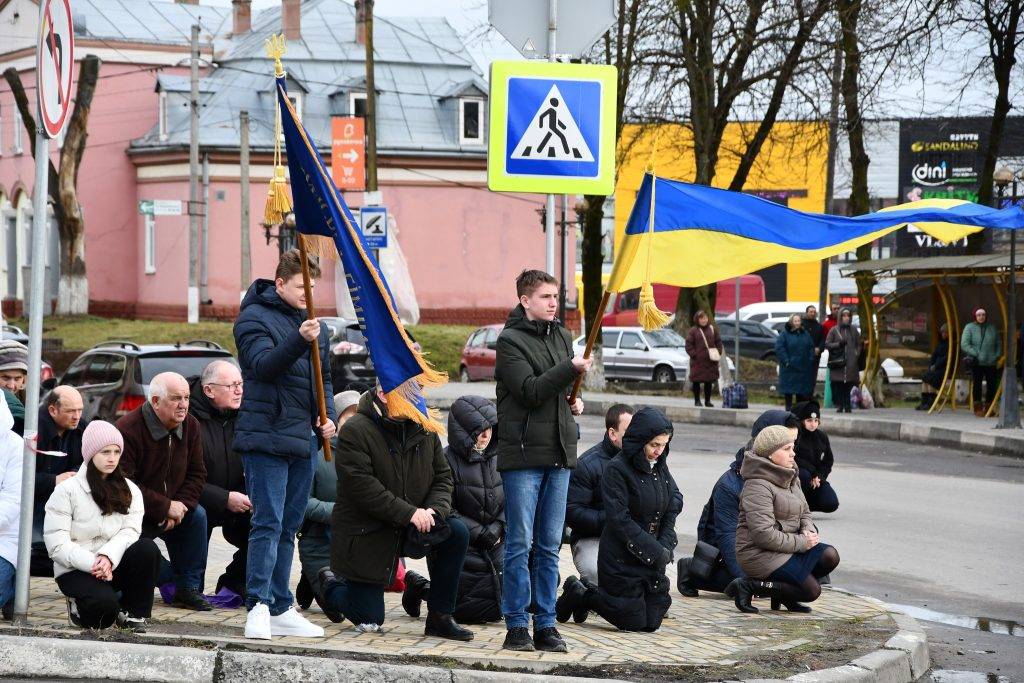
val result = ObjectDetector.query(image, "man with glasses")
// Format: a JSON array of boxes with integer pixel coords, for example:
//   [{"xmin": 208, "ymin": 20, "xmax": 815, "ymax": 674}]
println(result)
[
  {"xmin": 118, "ymin": 371, "xmax": 212, "ymax": 611},
  {"xmin": 190, "ymin": 360, "xmax": 250, "ymax": 598}
]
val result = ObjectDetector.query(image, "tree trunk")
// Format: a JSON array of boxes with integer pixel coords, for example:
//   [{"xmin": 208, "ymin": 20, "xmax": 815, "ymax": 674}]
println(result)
[{"xmin": 580, "ymin": 194, "xmax": 607, "ymax": 390}]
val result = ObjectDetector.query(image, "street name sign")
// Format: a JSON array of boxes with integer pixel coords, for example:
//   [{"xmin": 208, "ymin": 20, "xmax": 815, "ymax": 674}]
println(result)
[
  {"xmin": 359, "ymin": 206, "xmax": 388, "ymax": 250},
  {"xmin": 488, "ymin": 60, "xmax": 617, "ymax": 194},
  {"xmin": 138, "ymin": 199, "xmax": 183, "ymax": 216},
  {"xmin": 37, "ymin": 0, "xmax": 74, "ymax": 139},
  {"xmin": 332, "ymin": 116, "xmax": 366, "ymax": 191}
]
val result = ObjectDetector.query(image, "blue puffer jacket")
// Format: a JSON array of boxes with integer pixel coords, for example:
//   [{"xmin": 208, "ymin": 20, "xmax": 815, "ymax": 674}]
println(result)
[
  {"xmin": 775, "ymin": 323, "xmax": 816, "ymax": 396},
  {"xmin": 233, "ymin": 279, "xmax": 336, "ymax": 459}
]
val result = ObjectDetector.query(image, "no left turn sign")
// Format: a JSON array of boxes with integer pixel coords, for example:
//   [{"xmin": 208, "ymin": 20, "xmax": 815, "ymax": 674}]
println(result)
[{"xmin": 36, "ymin": 0, "xmax": 75, "ymax": 139}]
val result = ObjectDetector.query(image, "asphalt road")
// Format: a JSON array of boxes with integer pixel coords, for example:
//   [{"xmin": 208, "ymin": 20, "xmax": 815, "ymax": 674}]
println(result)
[{"xmin": 572, "ymin": 415, "xmax": 1024, "ymax": 682}]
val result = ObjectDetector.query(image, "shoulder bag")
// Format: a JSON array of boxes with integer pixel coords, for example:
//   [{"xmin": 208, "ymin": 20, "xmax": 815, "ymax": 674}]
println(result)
[{"xmin": 701, "ymin": 326, "xmax": 721, "ymax": 362}]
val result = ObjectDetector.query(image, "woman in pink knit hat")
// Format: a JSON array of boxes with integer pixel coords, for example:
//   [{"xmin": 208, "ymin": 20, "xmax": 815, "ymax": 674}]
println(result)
[{"xmin": 43, "ymin": 420, "xmax": 161, "ymax": 632}]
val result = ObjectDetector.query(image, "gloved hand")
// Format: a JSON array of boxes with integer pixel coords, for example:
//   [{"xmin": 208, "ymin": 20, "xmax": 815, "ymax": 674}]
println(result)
[
  {"xmin": 476, "ymin": 528, "xmax": 501, "ymax": 551},
  {"xmin": 656, "ymin": 547, "xmax": 672, "ymax": 569}
]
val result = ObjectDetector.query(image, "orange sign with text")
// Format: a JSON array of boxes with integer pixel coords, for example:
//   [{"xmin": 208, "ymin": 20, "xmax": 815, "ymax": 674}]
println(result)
[{"xmin": 331, "ymin": 116, "xmax": 366, "ymax": 191}]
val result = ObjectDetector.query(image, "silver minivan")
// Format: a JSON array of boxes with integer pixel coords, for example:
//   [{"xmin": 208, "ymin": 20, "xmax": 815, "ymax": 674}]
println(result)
[{"xmin": 573, "ymin": 326, "xmax": 691, "ymax": 383}]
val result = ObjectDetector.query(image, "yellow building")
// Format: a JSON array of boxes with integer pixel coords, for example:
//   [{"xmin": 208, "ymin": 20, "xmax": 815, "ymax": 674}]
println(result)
[{"xmin": 614, "ymin": 122, "xmax": 829, "ymax": 302}]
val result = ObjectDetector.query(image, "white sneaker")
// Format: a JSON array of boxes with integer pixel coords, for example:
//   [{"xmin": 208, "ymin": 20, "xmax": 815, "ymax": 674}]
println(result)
[
  {"xmin": 269, "ymin": 607, "xmax": 325, "ymax": 637},
  {"xmin": 354, "ymin": 622, "xmax": 381, "ymax": 633},
  {"xmin": 244, "ymin": 603, "xmax": 272, "ymax": 640}
]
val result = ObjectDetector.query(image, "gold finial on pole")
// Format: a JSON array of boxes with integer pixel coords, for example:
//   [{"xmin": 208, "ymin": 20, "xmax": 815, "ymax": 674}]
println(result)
[{"xmin": 265, "ymin": 34, "xmax": 287, "ymax": 77}]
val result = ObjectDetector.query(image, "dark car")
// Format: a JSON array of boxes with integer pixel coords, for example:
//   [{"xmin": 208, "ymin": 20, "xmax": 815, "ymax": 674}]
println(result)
[
  {"xmin": 328, "ymin": 320, "xmax": 421, "ymax": 391},
  {"xmin": 459, "ymin": 324, "xmax": 502, "ymax": 382},
  {"xmin": 715, "ymin": 318, "xmax": 779, "ymax": 361},
  {"xmin": 58, "ymin": 340, "xmax": 234, "ymax": 421}
]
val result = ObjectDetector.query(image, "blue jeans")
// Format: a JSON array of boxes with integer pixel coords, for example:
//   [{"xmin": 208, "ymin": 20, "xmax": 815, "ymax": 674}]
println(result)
[
  {"xmin": 243, "ymin": 440, "xmax": 316, "ymax": 615},
  {"xmin": 144, "ymin": 505, "xmax": 209, "ymax": 591},
  {"xmin": 0, "ymin": 556, "xmax": 15, "ymax": 608},
  {"xmin": 500, "ymin": 467, "xmax": 570, "ymax": 630}
]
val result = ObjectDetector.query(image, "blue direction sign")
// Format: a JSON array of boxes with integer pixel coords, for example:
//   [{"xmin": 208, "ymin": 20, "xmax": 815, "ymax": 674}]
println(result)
[{"xmin": 359, "ymin": 206, "xmax": 388, "ymax": 250}]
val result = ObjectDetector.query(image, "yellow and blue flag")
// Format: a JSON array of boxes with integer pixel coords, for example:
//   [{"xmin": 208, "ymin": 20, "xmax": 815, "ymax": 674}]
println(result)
[
  {"xmin": 275, "ymin": 75, "xmax": 446, "ymax": 432},
  {"xmin": 609, "ymin": 173, "xmax": 1023, "ymax": 322}
]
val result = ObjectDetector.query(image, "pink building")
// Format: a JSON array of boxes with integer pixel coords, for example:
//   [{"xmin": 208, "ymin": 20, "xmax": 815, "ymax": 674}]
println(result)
[{"xmin": 0, "ymin": 0, "xmax": 563, "ymax": 326}]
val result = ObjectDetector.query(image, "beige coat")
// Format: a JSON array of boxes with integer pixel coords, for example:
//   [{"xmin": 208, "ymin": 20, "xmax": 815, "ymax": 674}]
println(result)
[
  {"xmin": 43, "ymin": 464, "xmax": 144, "ymax": 579},
  {"xmin": 735, "ymin": 451, "xmax": 813, "ymax": 578}
]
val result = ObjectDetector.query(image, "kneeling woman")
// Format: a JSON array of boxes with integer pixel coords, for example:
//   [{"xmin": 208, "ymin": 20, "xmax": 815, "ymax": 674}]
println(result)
[
  {"xmin": 44, "ymin": 421, "xmax": 161, "ymax": 631},
  {"xmin": 556, "ymin": 408, "xmax": 682, "ymax": 631},
  {"xmin": 730, "ymin": 425, "xmax": 840, "ymax": 614}
]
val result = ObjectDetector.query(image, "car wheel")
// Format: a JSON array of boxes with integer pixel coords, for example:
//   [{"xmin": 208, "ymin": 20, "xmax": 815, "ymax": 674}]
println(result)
[
  {"xmin": 880, "ymin": 367, "xmax": 889, "ymax": 384},
  {"xmin": 459, "ymin": 366, "xmax": 471, "ymax": 383},
  {"xmin": 653, "ymin": 365, "xmax": 675, "ymax": 383}
]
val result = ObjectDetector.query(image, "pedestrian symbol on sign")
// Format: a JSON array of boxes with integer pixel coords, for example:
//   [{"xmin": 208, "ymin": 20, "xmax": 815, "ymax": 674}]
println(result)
[{"xmin": 511, "ymin": 85, "xmax": 593, "ymax": 162}]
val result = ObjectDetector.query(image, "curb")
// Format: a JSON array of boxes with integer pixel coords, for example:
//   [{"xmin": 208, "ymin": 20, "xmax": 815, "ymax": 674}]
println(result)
[{"xmin": 429, "ymin": 396, "xmax": 1024, "ymax": 458}]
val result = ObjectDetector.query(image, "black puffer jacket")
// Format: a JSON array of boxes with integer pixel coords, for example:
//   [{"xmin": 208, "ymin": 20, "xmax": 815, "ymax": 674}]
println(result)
[
  {"xmin": 794, "ymin": 426, "xmax": 834, "ymax": 480},
  {"xmin": 598, "ymin": 408, "xmax": 683, "ymax": 597},
  {"xmin": 444, "ymin": 395, "xmax": 504, "ymax": 623},
  {"xmin": 188, "ymin": 375, "xmax": 244, "ymax": 527},
  {"xmin": 565, "ymin": 434, "xmax": 618, "ymax": 545}
]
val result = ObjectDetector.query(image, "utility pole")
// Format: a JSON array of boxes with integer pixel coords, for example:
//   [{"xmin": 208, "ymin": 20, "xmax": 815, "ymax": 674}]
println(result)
[
  {"xmin": 820, "ymin": 38, "xmax": 842, "ymax": 320},
  {"xmin": 544, "ymin": 0, "xmax": 557, "ymax": 275},
  {"xmin": 994, "ymin": 168, "xmax": 1021, "ymax": 429},
  {"xmin": 362, "ymin": 0, "xmax": 377, "ymax": 194},
  {"xmin": 200, "ymin": 152, "xmax": 210, "ymax": 304},
  {"xmin": 187, "ymin": 23, "xmax": 200, "ymax": 323},
  {"xmin": 240, "ymin": 110, "xmax": 251, "ymax": 300}
]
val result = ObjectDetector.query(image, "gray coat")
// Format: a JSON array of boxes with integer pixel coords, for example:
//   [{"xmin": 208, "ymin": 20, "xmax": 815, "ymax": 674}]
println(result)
[
  {"xmin": 825, "ymin": 323, "xmax": 861, "ymax": 384},
  {"xmin": 298, "ymin": 443, "xmax": 337, "ymax": 595},
  {"xmin": 735, "ymin": 451, "xmax": 813, "ymax": 579}
]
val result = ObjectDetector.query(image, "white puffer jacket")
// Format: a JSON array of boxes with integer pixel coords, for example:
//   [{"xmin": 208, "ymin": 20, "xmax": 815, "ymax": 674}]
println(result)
[
  {"xmin": 43, "ymin": 464, "xmax": 144, "ymax": 579},
  {"xmin": 0, "ymin": 397, "xmax": 23, "ymax": 568}
]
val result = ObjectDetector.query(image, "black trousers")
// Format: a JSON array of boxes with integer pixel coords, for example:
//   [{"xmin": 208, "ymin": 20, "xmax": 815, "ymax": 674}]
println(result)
[
  {"xmin": 587, "ymin": 579, "xmax": 672, "ymax": 632},
  {"xmin": 831, "ymin": 381, "xmax": 854, "ymax": 410},
  {"xmin": 55, "ymin": 539, "xmax": 161, "ymax": 628},
  {"xmin": 971, "ymin": 365, "xmax": 998, "ymax": 404},
  {"xmin": 692, "ymin": 382, "xmax": 713, "ymax": 403},
  {"xmin": 207, "ymin": 511, "xmax": 251, "ymax": 595}
]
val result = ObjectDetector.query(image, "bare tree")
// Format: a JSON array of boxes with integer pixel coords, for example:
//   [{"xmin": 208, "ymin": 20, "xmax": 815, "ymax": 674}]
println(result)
[{"xmin": 4, "ymin": 55, "xmax": 101, "ymax": 315}]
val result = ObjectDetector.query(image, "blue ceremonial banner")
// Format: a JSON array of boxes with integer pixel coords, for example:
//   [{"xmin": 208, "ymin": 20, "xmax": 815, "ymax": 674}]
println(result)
[{"xmin": 275, "ymin": 76, "xmax": 445, "ymax": 432}]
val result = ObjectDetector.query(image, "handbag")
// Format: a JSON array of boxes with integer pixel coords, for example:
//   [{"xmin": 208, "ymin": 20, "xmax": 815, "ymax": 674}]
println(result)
[
  {"xmin": 688, "ymin": 540, "xmax": 721, "ymax": 580},
  {"xmin": 701, "ymin": 326, "xmax": 721, "ymax": 362}
]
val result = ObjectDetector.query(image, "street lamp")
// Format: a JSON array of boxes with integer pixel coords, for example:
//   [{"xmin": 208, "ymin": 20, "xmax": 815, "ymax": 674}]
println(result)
[{"xmin": 994, "ymin": 166, "xmax": 1021, "ymax": 429}]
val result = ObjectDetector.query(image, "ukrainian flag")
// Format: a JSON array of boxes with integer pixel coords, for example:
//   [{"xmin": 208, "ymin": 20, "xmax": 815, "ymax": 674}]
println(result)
[{"xmin": 609, "ymin": 173, "xmax": 1023, "ymax": 326}]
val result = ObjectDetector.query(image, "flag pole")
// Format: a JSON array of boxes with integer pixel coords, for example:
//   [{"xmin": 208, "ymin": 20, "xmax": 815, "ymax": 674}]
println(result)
[
  {"xmin": 298, "ymin": 234, "xmax": 333, "ymax": 462},
  {"xmin": 569, "ymin": 290, "xmax": 611, "ymax": 404}
]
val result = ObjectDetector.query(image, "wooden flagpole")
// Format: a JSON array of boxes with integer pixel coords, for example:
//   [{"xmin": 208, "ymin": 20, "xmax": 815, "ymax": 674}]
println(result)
[
  {"xmin": 569, "ymin": 290, "xmax": 611, "ymax": 404},
  {"xmin": 298, "ymin": 234, "xmax": 333, "ymax": 462}
]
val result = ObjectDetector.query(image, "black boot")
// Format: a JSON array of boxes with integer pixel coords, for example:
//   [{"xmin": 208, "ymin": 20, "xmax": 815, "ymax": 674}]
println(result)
[
  {"xmin": 676, "ymin": 558, "xmax": 699, "ymax": 598},
  {"xmin": 772, "ymin": 597, "xmax": 812, "ymax": 613},
  {"xmin": 295, "ymin": 573, "xmax": 314, "ymax": 610},
  {"xmin": 556, "ymin": 576, "xmax": 589, "ymax": 623},
  {"xmin": 425, "ymin": 611, "xmax": 474, "ymax": 641},
  {"xmin": 402, "ymin": 570, "xmax": 430, "ymax": 619},
  {"xmin": 693, "ymin": 391, "xmax": 702, "ymax": 407},
  {"xmin": 171, "ymin": 588, "xmax": 212, "ymax": 611},
  {"xmin": 315, "ymin": 568, "xmax": 347, "ymax": 624},
  {"xmin": 726, "ymin": 577, "xmax": 772, "ymax": 614}
]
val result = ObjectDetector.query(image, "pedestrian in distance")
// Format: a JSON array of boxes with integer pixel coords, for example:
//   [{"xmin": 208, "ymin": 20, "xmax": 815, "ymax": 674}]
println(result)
[
  {"xmin": 803, "ymin": 305, "xmax": 826, "ymax": 394},
  {"xmin": 116, "ymin": 372, "xmax": 212, "ymax": 612},
  {"xmin": 960, "ymin": 308, "xmax": 1001, "ymax": 417},
  {"xmin": 566, "ymin": 404, "xmax": 633, "ymax": 590},
  {"xmin": 44, "ymin": 420, "xmax": 161, "ymax": 632},
  {"xmin": 685, "ymin": 310, "xmax": 724, "ymax": 408},
  {"xmin": 31, "ymin": 386, "xmax": 88, "ymax": 578},
  {"xmin": 677, "ymin": 409, "xmax": 798, "ymax": 598},
  {"xmin": 0, "ymin": 339, "xmax": 28, "ymax": 435},
  {"xmin": 792, "ymin": 401, "xmax": 839, "ymax": 513},
  {"xmin": 556, "ymin": 407, "xmax": 682, "ymax": 632},
  {"xmin": 189, "ymin": 360, "xmax": 250, "ymax": 598},
  {"xmin": 729, "ymin": 425, "xmax": 840, "ymax": 614},
  {"xmin": 317, "ymin": 385, "xmax": 474, "ymax": 641},
  {"xmin": 775, "ymin": 314, "xmax": 816, "ymax": 411},
  {"xmin": 0, "ymin": 397, "xmax": 22, "ymax": 621},
  {"xmin": 494, "ymin": 269, "xmax": 590, "ymax": 653},
  {"xmin": 234, "ymin": 248, "xmax": 337, "ymax": 640},
  {"xmin": 296, "ymin": 390, "xmax": 361, "ymax": 613},
  {"xmin": 917, "ymin": 324, "xmax": 950, "ymax": 411},
  {"xmin": 825, "ymin": 309, "xmax": 861, "ymax": 414},
  {"xmin": 403, "ymin": 394, "xmax": 504, "ymax": 624}
]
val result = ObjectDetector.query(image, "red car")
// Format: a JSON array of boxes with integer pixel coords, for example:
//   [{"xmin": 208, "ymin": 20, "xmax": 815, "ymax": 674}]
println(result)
[{"xmin": 459, "ymin": 324, "xmax": 502, "ymax": 382}]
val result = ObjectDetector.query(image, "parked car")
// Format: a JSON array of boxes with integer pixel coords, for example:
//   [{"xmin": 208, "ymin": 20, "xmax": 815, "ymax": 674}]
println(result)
[
  {"xmin": 459, "ymin": 324, "xmax": 502, "ymax": 382},
  {"xmin": 817, "ymin": 350, "xmax": 904, "ymax": 384},
  {"xmin": 58, "ymin": 340, "xmax": 234, "ymax": 421},
  {"xmin": 715, "ymin": 318, "xmax": 779, "ymax": 361},
  {"xmin": 737, "ymin": 301, "xmax": 819, "ymax": 324},
  {"xmin": 3, "ymin": 324, "xmax": 56, "ymax": 383},
  {"xmin": 328, "ymin": 320, "xmax": 420, "ymax": 391},
  {"xmin": 571, "ymin": 327, "xmax": 693, "ymax": 383}
]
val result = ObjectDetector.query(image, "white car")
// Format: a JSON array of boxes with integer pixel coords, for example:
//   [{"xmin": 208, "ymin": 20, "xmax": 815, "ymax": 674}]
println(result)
[
  {"xmin": 574, "ymin": 327, "xmax": 734, "ymax": 384},
  {"xmin": 817, "ymin": 349, "xmax": 905, "ymax": 383},
  {"xmin": 737, "ymin": 301, "xmax": 819, "ymax": 324}
]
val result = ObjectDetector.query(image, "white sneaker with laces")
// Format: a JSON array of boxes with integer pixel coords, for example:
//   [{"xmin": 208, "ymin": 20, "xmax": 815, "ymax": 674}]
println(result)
[
  {"xmin": 245, "ymin": 603, "xmax": 272, "ymax": 640},
  {"xmin": 354, "ymin": 622, "xmax": 381, "ymax": 634},
  {"xmin": 269, "ymin": 607, "xmax": 325, "ymax": 637}
]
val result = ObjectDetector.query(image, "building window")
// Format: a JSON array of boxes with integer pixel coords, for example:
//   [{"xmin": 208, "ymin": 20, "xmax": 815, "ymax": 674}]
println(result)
[
  {"xmin": 144, "ymin": 214, "xmax": 156, "ymax": 274},
  {"xmin": 289, "ymin": 93, "xmax": 302, "ymax": 121},
  {"xmin": 13, "ymin": 107, "xmax": 23, "ymax": 155},
  {"xmin": 350, "ymin": 92, "xmax": 367, "ymax": 118},
  {"xmin": 158, "ymin": 91, "xmax": 168, "ymax": 141},
  {"xmin": 459, "ymin": 98, "xmax": 483, "ymax": 144}
]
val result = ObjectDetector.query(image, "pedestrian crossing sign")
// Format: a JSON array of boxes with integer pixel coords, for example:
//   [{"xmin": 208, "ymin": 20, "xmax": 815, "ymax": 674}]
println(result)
[{"xmin": 488, "ymin": 61, "xmax": 617, "ymax": 194}]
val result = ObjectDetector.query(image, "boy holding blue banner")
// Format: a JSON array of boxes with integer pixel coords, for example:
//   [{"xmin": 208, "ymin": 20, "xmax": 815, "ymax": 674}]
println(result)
[{"xmin": 495, "ymin": 270, "xmax": 591, "ymax": 652}]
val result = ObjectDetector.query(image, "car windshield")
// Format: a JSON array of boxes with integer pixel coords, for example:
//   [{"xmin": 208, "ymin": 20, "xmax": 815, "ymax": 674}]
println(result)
[
  {"xmin": 138, "ymin": 352, "xmax": 234, "ymax": 384},
  {"xmin": 645, "ymin": 329, "xmax": 686, "ymax": 348}
]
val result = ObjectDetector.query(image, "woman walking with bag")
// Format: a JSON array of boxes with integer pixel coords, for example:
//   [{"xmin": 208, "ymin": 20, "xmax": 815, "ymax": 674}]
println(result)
[
  {"xmin": 685, "ymin": 311, "xmax": 724, "ymax": 408},
  {"xmin": 825, "ymin": 309, "xmax": 861, "ymax": 413}
]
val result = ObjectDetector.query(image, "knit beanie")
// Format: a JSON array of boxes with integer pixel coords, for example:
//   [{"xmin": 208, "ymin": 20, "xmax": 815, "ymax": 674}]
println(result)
[
  {"xmin": 0, "ymin": 340, "xmax": 28, "ymax": 373},
  {"xmin": 333, "ymin": 390, "xmax": 361, "ymax": 417},
  {"xmin": 752, "ymin": 424, "xmax": 795, "ymax": 458},
  {"xmin": 81, "ymin": 420, "xmax": 124, "ymax": 464},
  {"xmin": 793, "ymin": 400, "xmax": 820, "ymax": 422}
]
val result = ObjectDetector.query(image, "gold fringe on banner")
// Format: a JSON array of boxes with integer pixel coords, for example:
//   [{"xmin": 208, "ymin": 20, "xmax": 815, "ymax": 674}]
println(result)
[
  {"xmin": 298, "ymin": 234, "xmax": 339, "ymax": 262},
  {"xmin": 264, "ymin": 34, "xmax": 292, "ymax": 226},
  {"xmin": 637, "ymin": 171, "xmax": 670, "ymax": 330}
]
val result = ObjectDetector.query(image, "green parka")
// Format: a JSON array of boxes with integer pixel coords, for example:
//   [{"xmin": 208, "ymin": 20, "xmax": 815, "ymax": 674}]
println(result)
[
  {"xmin": 331, "ymin": 392, "xmax": 453, "ymax": 585},
  {"xmin": 961, "ymin": 321, "xmax": 1002, "ymax": 367},
  {"xmin": 493, "ymin": 304, "xmax": 580, "ymax": 472}
]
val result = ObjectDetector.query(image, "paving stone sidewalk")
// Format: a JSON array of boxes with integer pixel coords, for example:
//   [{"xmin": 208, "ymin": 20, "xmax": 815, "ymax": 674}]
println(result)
[{"xmin": 6, "ymin": 534, "xmax": 892, "ymax": 676}]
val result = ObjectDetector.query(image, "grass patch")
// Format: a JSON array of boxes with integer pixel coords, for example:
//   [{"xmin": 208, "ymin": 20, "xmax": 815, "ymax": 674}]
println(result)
[{"xmin": 409, "ymin": 324, "xmax": 476, "ymax": 377}]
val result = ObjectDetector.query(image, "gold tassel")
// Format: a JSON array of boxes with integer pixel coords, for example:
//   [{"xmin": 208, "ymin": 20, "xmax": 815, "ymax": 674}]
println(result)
[
  {"xmin": 264, "ymin": 34, "xmax": 292, "ymax": 228},
  {"xmin": 637, "ymin": 281, "xmax": 670, "ymax": 331}
]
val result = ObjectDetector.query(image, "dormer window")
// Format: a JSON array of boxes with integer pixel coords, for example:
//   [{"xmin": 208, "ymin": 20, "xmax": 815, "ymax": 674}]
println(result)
[
  {"xmin": 159, "ymin": 91, "xmax": 168, "ymax": 141},
  {"xmin": 350, "ymin": 92, "xmax": 367, "ymax": 118},
  {"xmin": 460, "ymin": 98, "xmax": 483, "ymax": 145}
]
